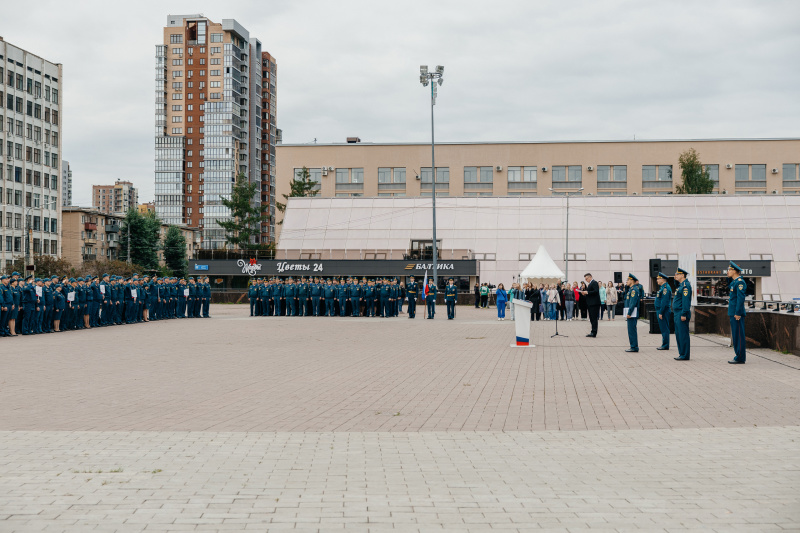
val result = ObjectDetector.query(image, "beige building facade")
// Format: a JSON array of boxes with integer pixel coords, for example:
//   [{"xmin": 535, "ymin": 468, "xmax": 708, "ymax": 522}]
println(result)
[
  {"xmin": 62, "ymin": 207, "xmax": 200, "ymax": 268},
  {"xmin": 275, "ymin": 138, "xmax": 800, "ymax": 236}
]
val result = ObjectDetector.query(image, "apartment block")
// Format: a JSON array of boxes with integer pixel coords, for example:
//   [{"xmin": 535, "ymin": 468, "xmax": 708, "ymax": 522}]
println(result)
[
  {"xmin": 92, "ymin": 179, "xmax": 139, "ymax": 215},
  {"xmin": 0, "ymin": 37, "xmax": 63, "ymax": 266},
  {"xmin": 260, "ymin": 51, "xmax": 277, "ymax": 243},
  {"xmin": 62, "ymin": 206, "xmax": 201, "ymax": 267},
  {"xmin": 154, "ymin": 15, "xmax": 275, "ymax": 249}
]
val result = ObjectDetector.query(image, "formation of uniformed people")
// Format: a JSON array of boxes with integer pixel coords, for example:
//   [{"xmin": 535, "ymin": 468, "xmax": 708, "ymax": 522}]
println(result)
[
  {"xmin": 0, "ymin": 272, "xmax": 213, "ymax": 336},
  {"xmin": 246, "ymin": 275, "xmax": 458, "ymax": 320},
  {"xmin": 622, "ymin": 262, "xmax": 746, "ymax": 364}
]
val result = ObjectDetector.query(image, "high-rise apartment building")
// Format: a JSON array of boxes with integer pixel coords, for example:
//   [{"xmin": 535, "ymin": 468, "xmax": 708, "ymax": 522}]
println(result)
[
  {"xmin": 92, "ymin": 180, "xmax": 139, "ymax": 215},
  {"xmin": 260, "ymin": 52, "xmax": 277, "ymax": 243},
  {"xmin": 0, "ymin": 37, "xmax": 63, "ymax": 266},
  {"xmin": 61, "ymin": 159, "xmax": 72, "ymax": 206},
  {"xmin": 155, "ymin": 14, "xmax": 275, "ymax": 249}
]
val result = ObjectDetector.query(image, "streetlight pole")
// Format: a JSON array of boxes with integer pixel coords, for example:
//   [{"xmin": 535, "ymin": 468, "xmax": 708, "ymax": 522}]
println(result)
[
  {"xmin": 420, "ymin": 65, "xmax": 444, "ymax": 286},
  {"xmin": 550, "ymin": 187, "xmax": 584, "ymax": 282}
]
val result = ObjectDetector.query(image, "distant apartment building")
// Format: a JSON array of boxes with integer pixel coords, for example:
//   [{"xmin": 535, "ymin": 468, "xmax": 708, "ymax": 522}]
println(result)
[
  {"xmin": 92, "ymin": 180, "xmax": 139, "ymax": 215},
  {"xmin": 154, "ymin": 14, "xmax": 276, "ymax": 249},
  {"xmin": 61, "ymin": 159, "xmax": 72, "ymax": 206},
  {"xmin": 138, "ymin": 202, "xmax": 155, "ymax": 214},
  {"xmin": 0, "ymin": 37, "xmax": 63, "ymax": 266},
  {"xmin": 62, "ymin": 206, "xmax": 201, "ymax": 267}
]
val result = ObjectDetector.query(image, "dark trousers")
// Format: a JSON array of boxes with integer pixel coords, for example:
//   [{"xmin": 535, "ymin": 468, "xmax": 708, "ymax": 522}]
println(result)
[
  {"xmin": 350, "ymin": 298, "xmax": 360, "ymax": 317},
  {"xmin": 730, "ymin": 316, "xmax": 746, "ymax": 362},
  {"xmin": 22, "ymin": 305, "xmax": 34, "ymax": 334},
  {"xmin": 588, "ymin": 305, "xmax": 600, "ymax": 336},
  {"xmin": 0, "ymin": 308, "xmax": 7, "ymax": 335},
  {"xmin": 627, "ymin": 317, "xmax": 638, "ymax": 350},
  {"xmin": 474, "ymin": 294, "xmax": 480, "ymax": 308},
  {"xmin": 676, "ymin": 313, "xmax": 691, "ymax": 358},
  {"xmin": 379, "ymin": 297, "xmax": 389, "ymax": 317},
  {"xmin": 312, "ymin": 297, "xmax": 321, "ymax": 316},
  {"xmin": 657, "ymin": 312, "xmax": 671, "ymax": 348},
  {"xmin": 426, "ymin": 299, "xmax": 435, "ymax": 318},
  {"xmin": 408, "ymin": 297, "xmax": 416, "ymax": 318},
  {"xmin": 325, "ymin": 299, "xmax": 334, "ymax": 317},
  {"xmin": 446, "ymin": 300, "xmax": 455, "ymax": 319},
  {"xmin": 339, "ymin": 299, "xmax": 347, "ymax": 317},
  {"xmin": 480, "ymin": 295, "xmax": 488, "ymax": 308}
]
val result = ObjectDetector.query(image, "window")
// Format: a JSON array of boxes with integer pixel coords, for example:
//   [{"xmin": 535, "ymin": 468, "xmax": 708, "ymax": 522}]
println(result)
[
  {"xmin": 421, "ymin": 167, "xmax": 449, "ymax": 183},
  {"xmin": 351, "ymin": 168, "xmax": 364, "ymax": 183},
  {"xmin": 335, "ymin": 168, "xmax": 349, "ymax": 183},
  {"xmin": 568, "ymin": 165, "xmax": 582, "ymax": 182},
  {"xmin": 210, "ymin": 33, "xmax": 224, "ymax": 42},
  {"xmin": 378, "ymin": 167, "xmax": 392, "ymax": 183},
  {"xmin": 170, "ymin": 34, "xmax": 183, "ymax": 44},
  {"xmin": 703, "ymin": 164, "xmax": 719, "ymax": 188},
  {"xmin": 464, "ymin": 166, "xmax": 477, "ymax": 183},
  {"xmin": 642, "ymin": 165, "xmax": 672, "ymax": 184},
  {"xmin": 552, "ymin": 166, "xmax": 566, "ymax": 181},
  {"xmin": 609, "ymin": 253, "xmax": 633, "ymax": 261},
  {"xmin": 735, "ymin": 164, "xmax": 766, "ymax": 186}
]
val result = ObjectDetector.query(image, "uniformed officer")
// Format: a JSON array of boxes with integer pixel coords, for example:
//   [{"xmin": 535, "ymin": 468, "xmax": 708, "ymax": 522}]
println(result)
[
  {"xmin": 624, "ymin": 273, "xmax": 642, "ymax": 352},
  {"xmin": 338, "ymin": 278, "xmax": 349, "ymax": 317},
  {"xmin": 21, "ymin": 276, "xmax": 36, "ymax": 335},
  {"xmin": 445, "ymin": 278, "xmax": 458, "ymax": 320},
  {"xmin": 362, "ymin": 279, "xmax": 375, "ymax": 317},
  {"xmin": 324, "ymin": 279, "xmax": 335, "ymax": 316},
  {"xmin": 248, "ymin": 280, "xmax": 258, "ymax": 316},
  {"xmin": 297, "ymin": 277, "xmax": 309, "ymax": 317},
  {"xmin": 672, "ymin": 267, "xmax": 692, "ymax": 361},
  {"xmin": 284, "ymin": 277, "xmax": 295, "ymax": 316},
  {"xmin": 310, "ymin": 277, "xmax": 322, "ymax": 316},
  {"xmin": 406, "ymin": 276, "xmax": 418, "ymax": 319},
  {"xmin": 727, "ymin": 261, "xmax": 747, "ymax": 364},
  {"xmin": 350, "ymin": 278, "xmax": 362, "ymax": 317},
  {"xmin": 425, "ymin": 278, "xmax": 437, "ymax": 319},
  {"xmin": 0, "ymin": 275, "xmax": 11, "ymax": 336},
  {"xmin": 654, "ymin": 272, "xmax": 672, "ymax": 351}
]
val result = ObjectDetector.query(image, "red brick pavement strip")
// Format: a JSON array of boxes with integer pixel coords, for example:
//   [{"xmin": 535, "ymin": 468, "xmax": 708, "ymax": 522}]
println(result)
[{"xmin": 0, "ymin": 305, "xmax": 798, "ymax": 432}]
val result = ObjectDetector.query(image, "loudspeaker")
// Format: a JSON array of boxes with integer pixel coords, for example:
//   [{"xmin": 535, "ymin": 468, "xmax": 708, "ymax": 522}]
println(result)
[
  {"xmin": 614, "ymin": 272, "xmax": 622, "ymax": 284},
  {"xmin": 649, "ymin": 259, "xmax": 662, "ymax": 278}
]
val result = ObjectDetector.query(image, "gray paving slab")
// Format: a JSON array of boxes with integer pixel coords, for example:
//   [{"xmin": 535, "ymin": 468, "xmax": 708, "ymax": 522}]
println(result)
[{"xmin": 1, "ymin": 305, "xmax": 798, "ymax": 531}]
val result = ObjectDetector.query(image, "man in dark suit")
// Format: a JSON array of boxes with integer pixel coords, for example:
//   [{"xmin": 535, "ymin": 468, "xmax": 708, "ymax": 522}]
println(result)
[{"xmin": 581, "ymin": 273, "xmax": 601, "ymax": 337}]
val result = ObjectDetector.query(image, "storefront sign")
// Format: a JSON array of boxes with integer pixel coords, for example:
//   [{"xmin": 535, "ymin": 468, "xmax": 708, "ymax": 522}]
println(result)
[
  {"xmin": 191, "ymin": 259, "xmax": 478, "ymax": 278},
  {"xmin": 659, "ymin": 259, "xmax": 771, "ymax": 277}
]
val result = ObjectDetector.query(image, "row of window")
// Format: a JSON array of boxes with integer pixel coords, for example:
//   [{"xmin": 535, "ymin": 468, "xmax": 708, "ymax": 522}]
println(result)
[
  {"xmin": 1, "ymin": 66, "xmax": 59, "ymax": 102},
  {"xmin": 1, "ymin": 116, "xmax": 59, "ymax": 145},
  {"xmin": 0, "ymin": 187, "xmax": 58, "ymax": 209},
  {"xmin": 1, "ymin": 167, "xmax": 59, "ymax": 189},
  {"xmin": 2, "ymin": 93, "xmax": 59, "ymax": 123},
  {"xmin": 0, "ymin": 211, "xmax": 58, "ymax": 232},
  {"xmin": 0, "ymin": 236, "xmax": 57, "ymax": 254},
  {"xmin": 1, "ymin": 141, "xmax": 59, "ymax": 168},
  {"xmin": 298, "ymin": 163, "xmax": 800, "ymax": 188}
]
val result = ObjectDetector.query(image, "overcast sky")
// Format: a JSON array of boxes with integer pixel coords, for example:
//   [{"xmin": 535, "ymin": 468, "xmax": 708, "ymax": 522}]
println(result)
[{"xmin": 4, "ymin": 0, "xmax": 799, "ymax": 203}]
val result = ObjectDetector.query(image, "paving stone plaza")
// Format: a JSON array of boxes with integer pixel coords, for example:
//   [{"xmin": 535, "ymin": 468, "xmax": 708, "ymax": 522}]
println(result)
[{"xmin": 1, "ymin": 305, "xmax": 799, "ymax": 532}]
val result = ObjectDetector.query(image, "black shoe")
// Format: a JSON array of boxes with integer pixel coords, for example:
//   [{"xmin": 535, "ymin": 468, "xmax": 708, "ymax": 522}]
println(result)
[
  {"xmin": 657, "ymin": 347, "xmax": 669, "ymax": 351},
  {"xmin": 585, "ymin": 334, "xmax": 595, "ymax": 337},
  {"xmin": 728, "ymin": 360, "xmax": 745, "ymax": 364},
  {"xmin": 625, "ymin": 348, "xmax": 638, "ymax": 353},
  {"xmin": 674, "ymin": 356, "xmax": 689, "ymax": 361}
]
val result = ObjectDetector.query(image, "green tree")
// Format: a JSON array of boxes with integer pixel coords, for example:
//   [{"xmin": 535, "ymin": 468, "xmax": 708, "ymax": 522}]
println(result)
[
  {"xmin": 676, "ymin": 148, "xmax": 715, "ymax": 194},
  {"xmin": 81, "ymin": 259, "xmax": 148, "ymax": 279},
  {"xmin": 3, "ymin": 255, "xmax": 74, "ymax": 278},
  {"xmin": 119, "ymin": 209, "xmax": 161, "ymax": 270},
  {"xmin": 275, "ymin": 166, "xmax": 319, "ymax": 224},
  {"xmin": 216, "ymin": 172, "xmax": 267, "ymax": 250},
  {"xmin": 163, "ymin": 225, "xmax": 188, "ymax": 278}
]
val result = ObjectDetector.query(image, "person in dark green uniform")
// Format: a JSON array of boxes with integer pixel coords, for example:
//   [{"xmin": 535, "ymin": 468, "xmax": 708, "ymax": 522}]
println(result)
[
  {"xmin": 445, "ymin": 278, "xmax": 458, "ymax": 319},
  {"xmin": 672, "ymin": 267, "xmax": 692, "ymax": 361},
  {"xmin": 406, "ymin": 276, "xmax": 418, "ymax": 319},
  {"xmin": 654, "ymin": 272, "xmax": 672, "ymax": 351},
  {"xmin": 727, "ymin": 261, "xmax": 747, "ymax": 364},
  {"xmin": 624, "ymin": 273, "xmax": 642, "ymax": 352},
  {"xmin": 426, "ymin": 278, "xmax": 437, "ymax": 319},
  {"xmin": 350, "ymin": 278, "xmax": 362, "ymax": 317}
]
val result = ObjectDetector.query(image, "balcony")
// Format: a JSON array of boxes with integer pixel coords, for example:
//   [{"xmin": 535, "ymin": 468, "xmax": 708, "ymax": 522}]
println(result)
[
  {"xmin": 84, "ymin": 238, "xmax": 97, "ymax": 245},
  {"xmin": 84, "ymin": 222, "xmax": 97, "ymax": 230},
  {"xmin": 108, "ymin": 241, "xmax": 119, "ymax": 248},
  {"xmin": 105, "ymin": 224, "xmax": 120, "ymax": 233}
]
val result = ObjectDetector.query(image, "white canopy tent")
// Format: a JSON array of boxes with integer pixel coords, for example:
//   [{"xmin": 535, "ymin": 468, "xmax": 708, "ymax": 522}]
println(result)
[{"xmin": 519, "ymin": 245, "xmax": 565, "ymax": 285}]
